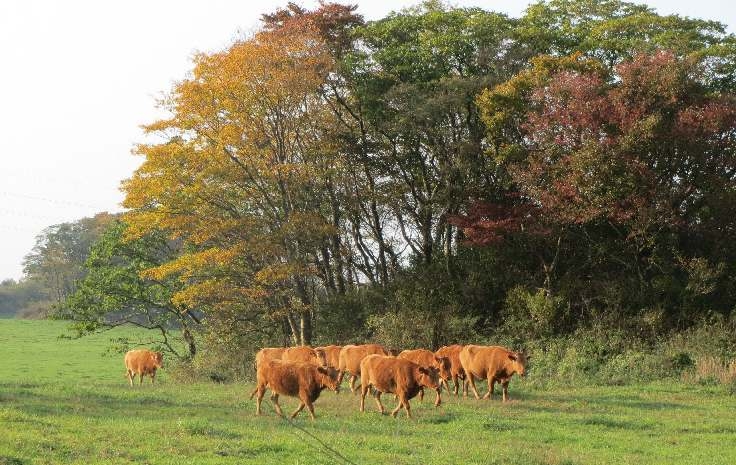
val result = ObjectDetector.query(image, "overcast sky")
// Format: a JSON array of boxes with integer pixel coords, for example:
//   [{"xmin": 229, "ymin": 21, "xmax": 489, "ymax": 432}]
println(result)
[{"xmin": 0, "ymin": 0, "xmax": 733, "ymax": 281}]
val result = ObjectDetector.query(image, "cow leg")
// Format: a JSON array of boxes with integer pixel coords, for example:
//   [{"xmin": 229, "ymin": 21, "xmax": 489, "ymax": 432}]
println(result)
[
  {"xmin": 139, "ymin": 372, "xmax": 145, "ymax": 385},
  {"xmin": 394, "ymin": 394, "xmax": 411, "ymax": 419},
  {"xmin": 502, "ymin": 380, "xmax": 510, "ymax": 402},
  {"xmin": 375, "ymin": 391, "xmax": 386, "ymax": 415},
  {"xmin": 349, "ymin": 374, "xmax": 360, "ymax": 394},
  {"xmin": 482, "ymin": 376, "xmax": 495, "ymax": 400},
  {"xmin": 418, "ymin": 387, "xmax": 424, "ymax": 402},
  {"xmin": 434, "ymin": 388, "xmax": 441, "ymax": 407},
  {"xmin": 255, "ymin": 385, "xmax": 266, "ymax": 415},
  {"xmin": 305, "ymin": 401, "xmax": 316, "ymax": 421},
  {"xmin": 452, "ymin": 375, "xmax": 459, "ymax": 396},
  {"xmin": 360, "ymin": 382, "xmax": 369, "ymax": 412},
  {"xmin": 126, "ymin": 370, "xmax": 134, "ymax": 387},
  {"xmin": 390, "ymin": 394, "xmax": 403, "ymax": 418},
  {"xmin": 151, "ymin": 370, "xmax": 156, "ymax": 384},
  {"xmin": 271, "ymin": 393, "xmax": 284, "ymax": 417},
  {"xmin": 290, "ymin": 402, "xmax": 305, "ymax": 419},
  {"xmin": 466, "ymin": 374, "xmax": 481, "ymax": 400}
]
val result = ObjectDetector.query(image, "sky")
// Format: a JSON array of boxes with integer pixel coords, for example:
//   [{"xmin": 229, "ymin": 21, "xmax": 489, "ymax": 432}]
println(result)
[{"xmin": 0, "ymin": 0, "xmax": 733, "ymax": 282}]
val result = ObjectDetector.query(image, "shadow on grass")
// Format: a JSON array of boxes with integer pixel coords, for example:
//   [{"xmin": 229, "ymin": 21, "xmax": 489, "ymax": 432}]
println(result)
[
  {"xmin": 3, "ymin": 385, "xmax": 237, "ymax": 422},
  {"xmin": 579, "ymin": 416, "xmax": 653, "ymax": 430},
  {"xmin": 0, "ymin": 456, "xmax": 26, "ymax": 465},
  {"xmin": 214, "ymin": 444, "xmax": 287, "ymax": 458}
]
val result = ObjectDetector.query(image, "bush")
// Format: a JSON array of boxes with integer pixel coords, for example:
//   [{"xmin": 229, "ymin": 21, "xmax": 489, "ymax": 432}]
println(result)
[{"xmin": 501, "ymin": 286, "xmax": 566, "ymax": 342}]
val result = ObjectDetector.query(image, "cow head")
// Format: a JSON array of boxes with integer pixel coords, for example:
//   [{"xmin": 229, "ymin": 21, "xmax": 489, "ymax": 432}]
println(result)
[
  {"xmin": 434, "ymin": 356, "xmax": 452, "ymax": 381},
  {"xmin": 316, "ymin": 366, "xmax": 341, "ymax": 393},
  {"xmin": 416, "ymin": 366, "xmax": 440, "ymax": 390},
  {"xmin": 314, "ymin": 348, "xmax": 328, "ymax": 367},
  {"xmin": 151, "ymin": 351, "xmax": 164, "ymax": 369},
  {"xmin": 507, "ymin": 351, "xmax": 529, "ymax": 377}
]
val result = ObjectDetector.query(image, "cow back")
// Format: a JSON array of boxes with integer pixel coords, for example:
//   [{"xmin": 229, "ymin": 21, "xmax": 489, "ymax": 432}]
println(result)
[
  {"xmin": 339, "ymin": 344, "xmax": 389, "ymax": 374},
  {"xmin": 315, "ymin": 345, "xmax": 342, "ymax": 368}
]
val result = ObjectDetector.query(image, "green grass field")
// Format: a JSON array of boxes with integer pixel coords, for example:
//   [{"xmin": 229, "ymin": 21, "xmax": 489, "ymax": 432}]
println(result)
[{"xmin": 1, "ymin": 319, "xmax": 735, "ymax": 465}]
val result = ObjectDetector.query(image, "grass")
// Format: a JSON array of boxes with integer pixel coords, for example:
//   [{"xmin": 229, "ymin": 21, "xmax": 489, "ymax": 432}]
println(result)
[{"xmin": 1, "ymin": 319, "xmax": 736, "ymax": 465}]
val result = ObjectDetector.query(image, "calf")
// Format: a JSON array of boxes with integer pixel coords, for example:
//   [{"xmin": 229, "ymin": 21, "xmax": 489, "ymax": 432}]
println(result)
[
  {"xmin": 435, "ymin": 344, "xmax": 466, "ymax": 396},
  {"xmin": 397, "ymin": 349, "xmax": 450, "ymax": 405},
  {"xmin": 250, "ymin": 360, "xmax": 340, "ymax": 420},
  {"xmin": 359, "ymin": 354, "xmax": 440, "ymax": 418},
  {"xmin": 124, "ymin": 349, "xmax": 163, "ymax": 386},
  {"xmin": 338, "ymin": 344, "xmax": 390, "ymax": 393},
  {"xmin": 459, "ymin": 345, "xmax": 529, "ymax": 401}
]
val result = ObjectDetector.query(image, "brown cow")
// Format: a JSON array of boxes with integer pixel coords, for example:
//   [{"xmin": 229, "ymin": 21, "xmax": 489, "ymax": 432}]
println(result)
[
  {"xmin": 250, "ymin": 360, "xmax": 340, "ymax": 420},
  {"xmin": 397, "ymin": 349, "xmax": 451, "ymax": 405},
  {"xmin": 315, "ymin": 345, "xmax": 342, "ymax": 369},
  {"xmin": 359, "ymin": 354, "xmax": 440, "ymax": 418},
  {"xmin": 459, "ymin": 345, "xmax": 529, "ymax": 401},
  {"xmin": 254, "ymin": 347, "xmax": 287, "ymax": 371},
  {"xmin": 124, "ymin": 349, "xmax": 163, "ymax": 386},
  {"xmin": 337, "ymin": 344, "xmax": 390, "ymax": 393},
  {"xmin": 282, "ymin": 346, "xmax": 327, "ymax": 366},
  {"xmin": 435, "ymin": 344, "xmax": 466, "ymax": 396}
]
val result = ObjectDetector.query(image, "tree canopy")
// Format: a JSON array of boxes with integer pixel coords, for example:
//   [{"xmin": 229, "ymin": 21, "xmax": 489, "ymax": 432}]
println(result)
[{"xmin": 44, "ymin": 0, "xmax": 736, "ymax": 373}]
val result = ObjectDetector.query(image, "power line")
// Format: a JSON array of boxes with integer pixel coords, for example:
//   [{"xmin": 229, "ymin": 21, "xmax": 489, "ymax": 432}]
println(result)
[
  {"xmin": 0, "ymin": 190, "xmax": 117, "ymax": 211},
  {"xmin": 0, "ymin": 223, "xmax": 46, "ymax": 233},
  {"xmin": 261, "ymin": 399, "xmax": 359, "ymax": 465},
  {"xmin": 0, "ymin": 208, "xmax": 69, "ymax": 222}
]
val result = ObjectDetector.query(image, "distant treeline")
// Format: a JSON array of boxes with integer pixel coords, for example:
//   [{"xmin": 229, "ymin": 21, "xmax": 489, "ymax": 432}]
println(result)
[{"xmin": 8, "ymin": 0, "xmax": 736, "ymax": 380}]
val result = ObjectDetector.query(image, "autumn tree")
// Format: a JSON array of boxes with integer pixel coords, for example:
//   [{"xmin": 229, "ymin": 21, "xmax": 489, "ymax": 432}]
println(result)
[
  {"xmin": 123, "ymin": 20, "xmax": 342, "ymax": 346},
  {"xmin": 476, "ymin": 50, "xmax": 736, "ymax": 327}
]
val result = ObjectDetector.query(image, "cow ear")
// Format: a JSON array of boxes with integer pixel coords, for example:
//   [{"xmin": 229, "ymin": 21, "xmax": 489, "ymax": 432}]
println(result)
[{"xmin": 508, "ymin": 354, "xmax": 518, "ymax": 362}]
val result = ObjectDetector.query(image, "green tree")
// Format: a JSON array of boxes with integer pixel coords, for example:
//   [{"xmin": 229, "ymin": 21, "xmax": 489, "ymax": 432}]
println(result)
[
  {"xmin": 22, "ymin": 212, "xmax": 114, "ymax": 315},
  {"xmin": 61, "ymin": 221, "xmax": 200, "ymax": 359}
]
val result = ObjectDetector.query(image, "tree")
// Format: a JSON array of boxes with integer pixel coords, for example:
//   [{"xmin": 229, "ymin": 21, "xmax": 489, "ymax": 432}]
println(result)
[
  {"xmin": 123, "ymin": 19, "xmax": 340, "ymax": 346},
  {"xmin": 61, "ymin": 220, "xmax": 200, "ymax": 359},
  {"xmin": 22, "ymin": 212, "xmax": 114, "ymax": 315},
  {"xmin": 476, "ymin": 50, "xmax": 736, "ymax": 326}
]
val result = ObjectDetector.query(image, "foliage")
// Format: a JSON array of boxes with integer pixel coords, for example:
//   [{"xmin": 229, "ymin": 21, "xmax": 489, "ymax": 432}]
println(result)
[
  {"xmin": 14, "ymin": 213, "xmax": 115, "ymax": 317},
  {"xmin": 0, "ymin": 278, "xmax": 46, "ymax": 318},
  {"xmin": 8, "ymin": 1, "xmax": 736, "ymax": 376},
  {"xmin": 59, "ymin": 220, "xmax": 199, "ymax": 360}
]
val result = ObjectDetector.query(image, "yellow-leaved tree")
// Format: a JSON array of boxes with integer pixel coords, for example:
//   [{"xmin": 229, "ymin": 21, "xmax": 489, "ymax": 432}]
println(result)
[{"xmin": 122, "ymin": 22, "xmax": 339, "ymax": 345}]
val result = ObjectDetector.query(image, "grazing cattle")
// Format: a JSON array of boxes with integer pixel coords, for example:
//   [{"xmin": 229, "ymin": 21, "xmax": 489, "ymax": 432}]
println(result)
[
  {"xmin": 250, "ymin": 360, "xmax": 340, "ymax": 420},
  {"xmin": 124, "ymin": 349, "xmax": 163, "ymax": 386},
  {"xmin": 282, "ymin": 346, "xmax": 327, "ymax": 366},
  {"xmin": 315, "ymin": 345, "xmax": 342, "ymax": 369},
  {"xmin": 254, "ymin": 347, "xmax": 287, "ymax": 371},
  {"xmin": 435, "ymin": 344, "xmax": 466, "ymax": 396},
  {"xmin": 337, "ymin": 344, "xmax": 390, "ymax": 393},
  {"xmin": 459, "ymin": 345, "xmax": 529, "ymax": 401},
  {"xmin": 397, "ymin": 349, "xmax": 451, "ymax": 405},
  {"xmin": 359, "ymin": 355, "xmax": 441, "ymax": 418}
]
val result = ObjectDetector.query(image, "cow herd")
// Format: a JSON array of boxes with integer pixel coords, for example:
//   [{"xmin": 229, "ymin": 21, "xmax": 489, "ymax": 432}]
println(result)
[
  {"xmin": 248, "ymin": 343, "xmax": 530, "ymax": 420},
  {"xmin": 123, "ymin": 343, "xmax": 529, "ymax": 421}
]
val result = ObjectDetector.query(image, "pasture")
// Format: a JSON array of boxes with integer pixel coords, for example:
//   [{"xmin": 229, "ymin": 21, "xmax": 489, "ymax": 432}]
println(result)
[{"xmin": 1, "ymin": 319, "xmax": 735, "ymax": 465}]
